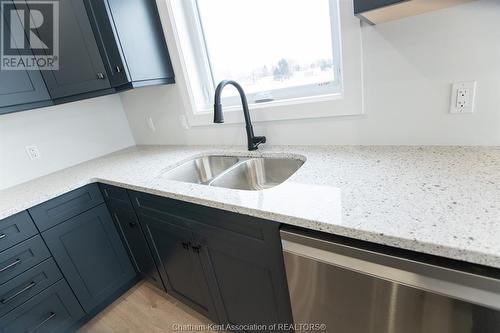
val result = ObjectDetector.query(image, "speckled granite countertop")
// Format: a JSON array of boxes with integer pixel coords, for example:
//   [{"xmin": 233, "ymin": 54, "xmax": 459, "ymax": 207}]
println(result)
[{"xmin": 1, "ymin": 145, "xmax": 500, "ymax": 269}]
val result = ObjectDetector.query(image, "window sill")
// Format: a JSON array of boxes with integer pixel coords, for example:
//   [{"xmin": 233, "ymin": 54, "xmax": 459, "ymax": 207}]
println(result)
[{"xmin": 185, "ymin": 92, "xmax": 364, "ymax": 127}]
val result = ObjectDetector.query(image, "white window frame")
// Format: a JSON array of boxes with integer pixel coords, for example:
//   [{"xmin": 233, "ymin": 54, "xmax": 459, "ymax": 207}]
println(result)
[
  {"xmin": 191, "ymin": 0, "xmax": 343, "ymax": 108},
  {"xmin": 158, "ymin": 0, "xmax": 364, "ymax": 127}
]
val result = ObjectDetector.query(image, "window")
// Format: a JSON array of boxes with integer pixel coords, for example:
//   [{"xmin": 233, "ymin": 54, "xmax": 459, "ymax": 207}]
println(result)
[
  {"xmin": 177, "ymin": 0, "xmax": 342, "ymax": 110},
  {"xmin": 167, "ymin": 0, "xmax": 363, "ymax": 125}
]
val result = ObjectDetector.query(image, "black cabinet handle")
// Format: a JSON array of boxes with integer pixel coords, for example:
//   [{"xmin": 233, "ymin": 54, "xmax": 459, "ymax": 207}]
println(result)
[
  {"xmin": 1, "ymin": 281, "xmax": 36, "ymax": 304},
  {"xmin": 0, "ymin": 233, "xmax": 5, "ymax": 240},
  {"xmin": 115, "ymin": 66, "xmax": 122, "ymax": 73},
  {"xmin": 28, "ymin": 312, "xmax": 56, "ymax": 333},
  {"xmin": 192, "ymin": 245, "xmax": 201, "ymax": 254},
  {"xmin": 129, "ymin": 222, "xmax": 138, "ymax": 228},
  {"xmin": 97, "ymin": 72, "xmax": 106, "ymax": 79},
  {"xmin": 0, "ymin": 259, "xmax": 21, "ymax": 273}
]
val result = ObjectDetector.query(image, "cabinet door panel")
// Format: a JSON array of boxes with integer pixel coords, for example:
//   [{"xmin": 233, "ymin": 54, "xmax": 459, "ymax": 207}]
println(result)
[
  {"xmin": 0, "ymin": 67, "xmax": 50, "ymax": 109},
  {"xmin": 42, "ymin": 204, "xmax": 135, "ymax": 312},
  {"xmin": 106, "ymin": 0, "xmax": 174, "ymax": 82},
  {"xmin": 0, "ymin": 2, "xmax": 50, "ymax": 109},
  {"xmin": 195, "ymin": 222, "xmax": 293, "ymax": 332},
  {"xmin": 30, "ymin": 0, "xmax": 111, "ymax": 98},
  {"xmin": 110, "ymin": 208, "xmax": 164, "ymax": 290},
  {"xmin": 140, "ymin": 214, "xmax": 218, "ymax": 322},
  {"xmin": 84, "ymin": 0, "xmax": 129, "ymax": 87}
]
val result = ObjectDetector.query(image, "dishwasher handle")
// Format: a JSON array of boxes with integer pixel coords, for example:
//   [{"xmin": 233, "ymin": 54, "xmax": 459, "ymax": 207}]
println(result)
[{"xmin": 281, "ymin": 229, "xmax": 500, "ymax": 311}]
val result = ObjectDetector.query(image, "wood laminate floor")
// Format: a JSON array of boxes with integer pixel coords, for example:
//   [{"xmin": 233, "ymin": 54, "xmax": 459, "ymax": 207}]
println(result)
[{"xmin": 78, "ymin": 281, "xmax": 220, "ymax": 333}]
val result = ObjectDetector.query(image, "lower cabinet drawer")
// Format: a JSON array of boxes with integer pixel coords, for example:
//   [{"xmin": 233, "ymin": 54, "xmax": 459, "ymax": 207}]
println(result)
[
  {"xmin": 0, "ymin": 279, "xmax": 84, "ymax": 333},
  {"xmin": 0, "ymin": 236, "xmax": 51, "ymax": 284},
  {"xmin": 0, "ymin": 212, "xmax": 38, "ymax": 253},
  {"xmin": 0, "ymin": 258, "xmax": 63, "ymax": 317}
]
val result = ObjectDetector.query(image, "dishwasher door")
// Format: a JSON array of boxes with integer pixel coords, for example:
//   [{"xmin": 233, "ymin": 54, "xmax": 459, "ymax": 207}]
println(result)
[{"xmin": 281, "ymin": 229, "xmax": 500, "ymax": 333}]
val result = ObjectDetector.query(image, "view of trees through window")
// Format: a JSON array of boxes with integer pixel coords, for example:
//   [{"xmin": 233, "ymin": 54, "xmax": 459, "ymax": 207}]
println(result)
[{"xmin": 196, "ymin": 0, "xmax": 336, "ymax": 100}]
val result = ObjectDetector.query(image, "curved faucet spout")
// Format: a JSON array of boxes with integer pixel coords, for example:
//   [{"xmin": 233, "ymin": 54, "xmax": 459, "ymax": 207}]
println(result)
[{"xmin": 213, "ymin": 80, "xmax": 266, "ymax": 151}]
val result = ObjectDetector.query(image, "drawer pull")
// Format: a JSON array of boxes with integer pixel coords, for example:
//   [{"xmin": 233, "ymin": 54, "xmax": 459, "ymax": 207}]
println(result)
[
  {"xmin": 28, "ymin": 312, "xmax": 56, "ymax": 333},
  {"xmin": 0, "ymin": 234, "xmax": 5, "ymax": 240},
  {"xmin": 0, "ymin": 259, "xmax": 21, "ymax": 273},
  {"xmin": 1, "ymin": 281, "xmax": 36, "ymax": 304}
]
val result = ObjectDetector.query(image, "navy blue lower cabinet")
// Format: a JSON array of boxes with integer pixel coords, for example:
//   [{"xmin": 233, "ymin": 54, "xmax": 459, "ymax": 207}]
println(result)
[
  {"xmin": 140, "ymin": 213, "xmax": 219, "ymax": 322},
  {"xmin": 194, "ymin": 221, "xmax": 294, "ymax": 333},
  {"xmin": 41, "ymin": 204, "xmax": 136, "ymax": 313},
  {"xmin": 109, "ymin": 207, "xmax": 164, "ymax": 290},
  {"xmin": 129, "ymin": 190, "xmax": 294, "ymax": 331},
  {"xmin": 99, "ymin": 183, "xmax": 165, "ymax": 290},
  {"xmin": 0, "ymin": 279, "xmax": 84, "ymax": 333}
]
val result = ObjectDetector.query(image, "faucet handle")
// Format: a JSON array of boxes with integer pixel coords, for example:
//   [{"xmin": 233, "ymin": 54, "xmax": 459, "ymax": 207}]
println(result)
[
  {"xmin": 253, "ymin": 136, "xmax": 266, "ymax": 144},
  {"xmin": 249, "ymin": 136, "xmax": 266, "ymax": 150}
]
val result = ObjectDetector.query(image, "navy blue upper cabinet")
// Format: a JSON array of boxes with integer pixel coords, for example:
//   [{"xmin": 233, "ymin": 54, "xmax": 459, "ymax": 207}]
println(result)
[
  {"xmin": 354, "ymin": 0, "xmax": 473, "ymax": 24},
  {"xmin": 84, "ymin": 0, "xmax": 175, "ymax": 89},
  {"xmin": 0, "ymin": 0, "xmax": 173, "ymax": 115},
  {"xmin": 28, "ymin": 0, "xmax": 113, "ymax": 100},
  {"xmin": 0, "ymin": 2, "xmax": 53, "ymax": 115},
  {"xmin": 0, "ymin": 65, "xmax": 52, "ymax": 115}
]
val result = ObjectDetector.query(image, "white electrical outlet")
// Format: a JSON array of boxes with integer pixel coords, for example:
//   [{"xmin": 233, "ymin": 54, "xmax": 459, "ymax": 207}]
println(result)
[
  {"xmin": 450, "ymin": 81, "xmax": 477, "ymax": 114},
  {"xmin": 25, "ymin": 145, "xmax": 41, "ymax": 160}
]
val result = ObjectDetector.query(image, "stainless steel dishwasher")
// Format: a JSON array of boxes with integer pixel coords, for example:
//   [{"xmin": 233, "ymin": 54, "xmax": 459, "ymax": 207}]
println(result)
[{"xmin": 281, "ymin": 228, "xmax": 500, "ymax": 333}]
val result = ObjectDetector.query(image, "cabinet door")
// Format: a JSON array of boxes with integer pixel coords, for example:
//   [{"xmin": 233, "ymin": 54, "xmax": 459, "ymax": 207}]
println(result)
[
  {"xmin": 194, "ymin": 222, "xmax": 293, "ymax": 332},
  {"xmin": 28, "ymin": 0, "xmax": 111, "ymax": 98},
  {"xmin": 42, "ymin": 204, "xmax": 136, "ymax": 313},
  {"xmin": 140, "ymin": 214, "xmax": 219, "ymax": 322},
  {"xmin": 84, "ymin": 0, "xmax": 129, "ymax": 87},
  {"xmin": 0, "ymin": 3, "xmax": 50, "ymax": 111},
  {"xmin": 110, "ymin": 207, "xmax": 164, "ymax": 290},
  {"xmin": 105, "ymin": 0, "xmax": 174, "ymax": 83}
]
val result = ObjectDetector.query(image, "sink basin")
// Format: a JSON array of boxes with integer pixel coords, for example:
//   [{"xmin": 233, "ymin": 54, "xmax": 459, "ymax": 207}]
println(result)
[
  {"xmin": 210, "ymin": 157, "xmax": 304, "ymax": 190},
  {"xmin": 162, "ymin": 155, "xmax": 239, "ymax": 184},
  {"xmin": 162, "ymin": 154, "xmax": 304, "ymax": 191}
]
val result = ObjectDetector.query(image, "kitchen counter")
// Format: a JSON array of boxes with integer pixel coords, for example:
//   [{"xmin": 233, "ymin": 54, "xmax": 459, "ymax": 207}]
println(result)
[{"xmin": 1, "ymin": 145, "xmax": 500, "ymax": 269}]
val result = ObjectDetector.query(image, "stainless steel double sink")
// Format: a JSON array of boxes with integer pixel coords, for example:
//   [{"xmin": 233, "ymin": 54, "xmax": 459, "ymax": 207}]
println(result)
[{"xmin": 161, "ymin": 155, "xmax": 304, "ymax": 191}]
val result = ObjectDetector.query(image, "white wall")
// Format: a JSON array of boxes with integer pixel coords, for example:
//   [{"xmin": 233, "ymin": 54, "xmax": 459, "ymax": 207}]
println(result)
[
  {"xmin": 121, "ymin": 0, "xmax": 500, "ymax": 146},
  {"xmin": 0, "ymin": 95, "xmax": 135, "ymax": 190}
]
